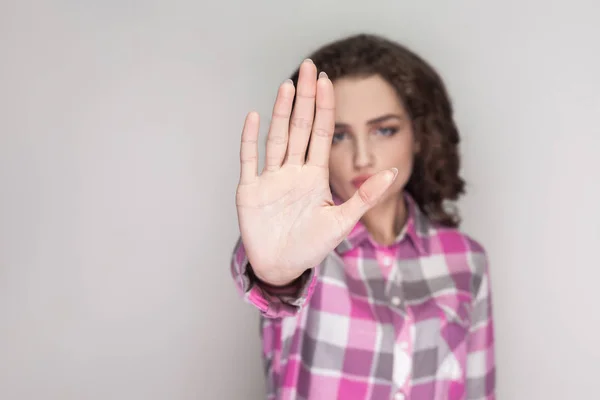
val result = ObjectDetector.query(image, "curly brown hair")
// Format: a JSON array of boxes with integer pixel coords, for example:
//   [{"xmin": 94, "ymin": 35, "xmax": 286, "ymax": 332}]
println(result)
[{"xmin": 289, "ymin": 33, "xmax": 466, "ymax": 227}]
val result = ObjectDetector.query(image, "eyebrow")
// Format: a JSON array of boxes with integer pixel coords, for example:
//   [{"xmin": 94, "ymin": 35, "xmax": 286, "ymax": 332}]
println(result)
[{"xmin": 334, "ymin": 113, "xmax": 405, "ymax": 129}]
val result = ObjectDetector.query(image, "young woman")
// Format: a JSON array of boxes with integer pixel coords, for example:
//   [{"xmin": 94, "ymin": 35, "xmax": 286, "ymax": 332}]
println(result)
[{"xmin": 231, "ymin": 33, "xmax": 495, "ymax": 400}]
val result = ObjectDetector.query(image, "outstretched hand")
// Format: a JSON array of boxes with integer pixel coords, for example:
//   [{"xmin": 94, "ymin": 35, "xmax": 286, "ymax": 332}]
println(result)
[{"xmin": 236, "ymin": 59, "xmax": 398, "ymax": 286}]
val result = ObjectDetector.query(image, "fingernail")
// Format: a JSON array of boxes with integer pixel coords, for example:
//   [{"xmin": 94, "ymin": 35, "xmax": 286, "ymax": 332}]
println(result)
[
  {"xmin": 284, "ymin": 78, "xmax": 294, "ymax": 85},
  {"xmin": 319, "ymin": 71, "xmax": 328, "ymax": 79},
  {"xmin": 390, "ymin": 168, "xmax": 398, "ymax": 181},
  {"xmin": 304, "ymin": 58, "xmax": 313, "ymax": 64}
]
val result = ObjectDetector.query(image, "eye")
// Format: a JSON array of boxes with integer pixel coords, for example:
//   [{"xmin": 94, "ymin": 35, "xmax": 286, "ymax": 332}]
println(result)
[
  {"xmin": 375, "ymin": 127, "xmax": 399, "ymax": 137},
  {"xmin": 332, "ymin": 132, "xmax": 348, "ymax": 144}
]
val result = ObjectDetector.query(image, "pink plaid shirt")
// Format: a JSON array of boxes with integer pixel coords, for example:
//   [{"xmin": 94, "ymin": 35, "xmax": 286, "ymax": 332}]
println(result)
[{"xmin": 231, "ymin": 194, "xmax": 495, "ymax": 400}]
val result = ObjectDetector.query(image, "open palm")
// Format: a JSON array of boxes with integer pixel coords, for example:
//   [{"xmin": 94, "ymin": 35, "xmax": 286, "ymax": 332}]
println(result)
[{"xmin": 236, "ymin": 60, "xmax": 398, "ymax": 286}]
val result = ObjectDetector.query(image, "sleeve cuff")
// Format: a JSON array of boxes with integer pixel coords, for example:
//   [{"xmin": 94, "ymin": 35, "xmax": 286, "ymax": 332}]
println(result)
[{"xmin": 230, "ymin": 237, "xmax": 318, "ymax": 318}]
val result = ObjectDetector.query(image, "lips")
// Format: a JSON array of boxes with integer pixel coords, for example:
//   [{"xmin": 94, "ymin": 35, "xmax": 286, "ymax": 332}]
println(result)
[{"xmin": 351, "ymin": 175, "xmax": 372, "ymax": 189}]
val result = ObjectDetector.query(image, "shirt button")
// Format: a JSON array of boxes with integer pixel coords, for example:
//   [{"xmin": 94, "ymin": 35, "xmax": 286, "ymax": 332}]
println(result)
[
  {"xmin": 391, "ymin": 296, "xmax": 401, "ymax": 306},
  {"xmin": 394, "ymin": 392, "xmax": 406, "ymax": 400},
  {"xmin": 382, "ymin": 256, "xmax": 393, "ymax": 266},
  {"xmin": 399, "ymin": 341, "xmax": 408, "ymax": 350}
]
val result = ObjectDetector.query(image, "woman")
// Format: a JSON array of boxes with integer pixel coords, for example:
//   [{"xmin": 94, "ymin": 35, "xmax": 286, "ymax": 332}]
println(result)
[{"xmin": 231, "ymin": 33, "xmax": 495, "ymax": 400}]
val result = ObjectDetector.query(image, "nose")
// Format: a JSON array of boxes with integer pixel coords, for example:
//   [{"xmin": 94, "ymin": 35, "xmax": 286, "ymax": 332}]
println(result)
[{"xmin": 353, "ymin": 137, "xmax": 373, "ymax": 169}]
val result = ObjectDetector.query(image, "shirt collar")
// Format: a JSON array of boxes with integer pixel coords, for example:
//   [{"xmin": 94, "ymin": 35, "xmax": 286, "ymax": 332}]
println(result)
[{"xmin": 332, "ymin": 191, "xmax": 429, "ymax": 256}]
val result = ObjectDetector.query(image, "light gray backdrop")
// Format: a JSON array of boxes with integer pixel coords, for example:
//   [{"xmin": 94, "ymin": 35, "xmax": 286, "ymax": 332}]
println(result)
[{"xmin": 1, "ymin": 1, "xmax": 599, "ymax": 399}]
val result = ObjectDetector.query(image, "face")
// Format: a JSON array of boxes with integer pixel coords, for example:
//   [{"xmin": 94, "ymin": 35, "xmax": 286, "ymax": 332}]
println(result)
[{"xmin": 328, "ymin": 74, "xmax": 416, "ymax": 203}]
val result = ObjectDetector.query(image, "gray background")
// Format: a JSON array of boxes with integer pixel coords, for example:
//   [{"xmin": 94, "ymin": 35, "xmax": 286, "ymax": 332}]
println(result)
[{"xmin": 1, "ymin": 1, "xmax": 599, "ymax": 399}]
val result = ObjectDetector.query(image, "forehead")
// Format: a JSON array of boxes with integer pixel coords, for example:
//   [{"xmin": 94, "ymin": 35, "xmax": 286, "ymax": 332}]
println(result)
[{"xmin": 332, "ymin": 74, "xmax": 406, "ymax": 123}]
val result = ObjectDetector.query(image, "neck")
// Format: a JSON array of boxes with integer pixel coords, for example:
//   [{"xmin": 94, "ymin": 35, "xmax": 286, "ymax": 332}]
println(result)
[{"xmin": 361, "ymin": 193, "xmax": 408, "ymax": 246}]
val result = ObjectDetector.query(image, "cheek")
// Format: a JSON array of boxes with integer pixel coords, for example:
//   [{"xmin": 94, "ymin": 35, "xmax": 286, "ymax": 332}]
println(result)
[
  {"xmin": 378, "ymin": 136, "xmax": 415, "ymax": 187},
  {"xmin": 328, "ymin": 149, "xmax": 351, "ymax": 196},
  {"xmin": 379, "ymin": 137, "xmax": 414, "ymax": 169}
]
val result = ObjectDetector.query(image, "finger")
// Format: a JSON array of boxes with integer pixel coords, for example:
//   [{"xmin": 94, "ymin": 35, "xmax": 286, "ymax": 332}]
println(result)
[
  {"xmin": 336, "ymin": 168, "xmax": 398, "ymax": 227},
  {"xmin": 264, "ymin": 79, "xmax": 295, "ymax": 172},
  {"xmin": 285, "ymin": 59, "xmax": 317, "ymax": 165},
  {"xmin": 306, "ymin": 72, "xmax": 335, "ymax": 168},
  {"xmin": 239, "ymin": 111, "xmax": 260, "ymax": 185}
]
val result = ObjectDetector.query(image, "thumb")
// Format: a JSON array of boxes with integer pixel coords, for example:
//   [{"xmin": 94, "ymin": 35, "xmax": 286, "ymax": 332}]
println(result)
[{"xmin": 336, "ymin": 168, "xmax": 398, "ymax": 229}]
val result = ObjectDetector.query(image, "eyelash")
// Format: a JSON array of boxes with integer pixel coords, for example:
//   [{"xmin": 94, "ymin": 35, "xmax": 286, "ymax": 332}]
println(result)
[
  {"xmin": 332, "ymin": 127, "xmax": 400, "ymax": 144},
  {"xmin": 377, "ymin": 127, "xmax": 399, "ymax": 137}
]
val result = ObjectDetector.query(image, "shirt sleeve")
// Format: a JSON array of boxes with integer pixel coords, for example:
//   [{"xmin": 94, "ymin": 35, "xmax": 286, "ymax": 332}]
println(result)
[
  {"xmin": 466, "ymin": 251, "xmax": 496, "ymax": 400},
  {"xmin": 259, "ymin": 317, "xmax": 279, "ymax": 400},
  {"xmin": 229, "ymin": 236, "xmax": 319, "ymax": 318}
]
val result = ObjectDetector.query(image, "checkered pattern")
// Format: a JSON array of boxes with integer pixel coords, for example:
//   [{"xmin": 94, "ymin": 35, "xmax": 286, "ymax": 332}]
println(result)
[{"xmin": 231, "ymin": 194, "xmax": 495, "ymax": 399}]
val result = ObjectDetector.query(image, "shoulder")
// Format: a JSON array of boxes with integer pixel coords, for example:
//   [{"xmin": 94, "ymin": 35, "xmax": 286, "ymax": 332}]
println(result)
[
  {"xmin": 426, "ymin": 223, "xmax": 489, "ymax": 273},
  {"xmin": 408, "ymin": 196, "xmax": 486, "ymax": 260},
  {"xmin": 427, "ymin": 222, "xmax": 487, "ymax": 255},
  {"xmin": 423, "ymin": 225, "xmax": 491, "ymax": 299}
]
